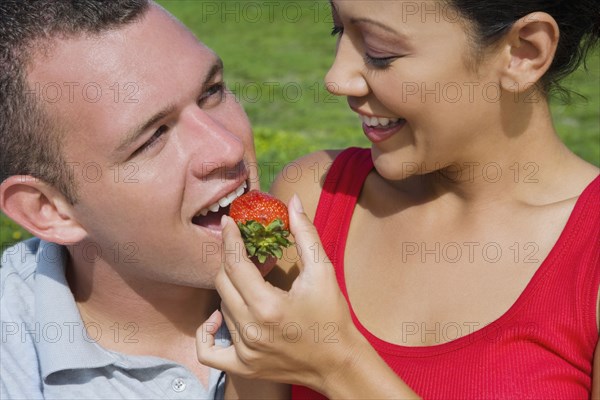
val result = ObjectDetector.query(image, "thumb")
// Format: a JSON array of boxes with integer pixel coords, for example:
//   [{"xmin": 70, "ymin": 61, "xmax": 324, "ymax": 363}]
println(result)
[
  {"xmin": 196, "ymin": 309, "xmax": 245, "ymax": 374},
  {"xmin": 196, "ymin": 309, "xmax": 223, "ymax": 361},
  {"xmin": 288, "ymin": 194, "xmax": 332, "ymax": 274}
]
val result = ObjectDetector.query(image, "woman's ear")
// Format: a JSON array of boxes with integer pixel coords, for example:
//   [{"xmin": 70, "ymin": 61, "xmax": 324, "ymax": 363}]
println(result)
[
  {"xmin": 0, "ymin": 176, "xmax": 87, "ymax": 245},
  {"xmin": 498, "ymin": 12, "xmax": 559, "ymax": 93}
]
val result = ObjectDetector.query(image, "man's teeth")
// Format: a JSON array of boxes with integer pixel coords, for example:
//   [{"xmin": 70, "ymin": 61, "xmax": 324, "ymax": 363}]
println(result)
[
  {"xmin": 197, "ymin": 181, "xmax": 247, "ymax": 218},
  {"xmin": 359, "ymin": 115, "xmax": 401, "ymax": 127}
]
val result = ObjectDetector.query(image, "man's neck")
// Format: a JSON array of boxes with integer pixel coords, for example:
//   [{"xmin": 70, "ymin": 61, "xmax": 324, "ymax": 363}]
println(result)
[{"xmin": 65, "ymin": 251, "xmax": 220, "ymax": 358}]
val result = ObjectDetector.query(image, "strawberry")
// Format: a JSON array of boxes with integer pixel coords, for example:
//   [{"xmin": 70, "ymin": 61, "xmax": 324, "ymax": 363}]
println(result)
[{"xmin": 229, "ymin": 190, "xmax": 292, "ymax": 264}]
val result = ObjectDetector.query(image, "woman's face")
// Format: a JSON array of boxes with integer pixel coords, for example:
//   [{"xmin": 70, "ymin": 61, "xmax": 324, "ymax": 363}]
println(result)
[{"xmin": 326, "ymin": 0, "xmax": 506, "ymax": 180}]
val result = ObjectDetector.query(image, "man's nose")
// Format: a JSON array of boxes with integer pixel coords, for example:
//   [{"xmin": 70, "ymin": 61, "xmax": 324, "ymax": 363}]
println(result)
[{"xmin": 182, "ymin": 106, "xmax": 245, "ymax": 177}]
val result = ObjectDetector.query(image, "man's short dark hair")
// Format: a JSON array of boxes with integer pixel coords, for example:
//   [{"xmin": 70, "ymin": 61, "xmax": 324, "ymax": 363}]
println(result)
[{"xmin": 0, "ymin": 0, "xmax": 150, "ymax": 203}]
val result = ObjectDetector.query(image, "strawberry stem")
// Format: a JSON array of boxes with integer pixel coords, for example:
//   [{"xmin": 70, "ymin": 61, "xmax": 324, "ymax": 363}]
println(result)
[{"xmin": 237, "ymin": 219, "xmax": 292, "ymax": 263}]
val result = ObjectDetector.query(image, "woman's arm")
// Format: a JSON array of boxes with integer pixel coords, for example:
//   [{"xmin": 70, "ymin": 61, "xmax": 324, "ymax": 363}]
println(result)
[{"xmin": 224, "ymin": 375, "xmax": 290, "ymax": 400}]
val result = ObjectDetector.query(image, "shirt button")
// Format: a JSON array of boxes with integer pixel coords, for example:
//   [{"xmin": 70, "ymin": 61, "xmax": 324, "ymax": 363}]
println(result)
[{"xmin": 172, "ymin": 378, "xmax": 186, "ymax": 392}]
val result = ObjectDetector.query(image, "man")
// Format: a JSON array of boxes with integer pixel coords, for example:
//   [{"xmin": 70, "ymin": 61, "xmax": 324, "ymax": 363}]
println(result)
[{"xmin": 0, "ymin": 1, "xmax": 269, "ymax": 398}]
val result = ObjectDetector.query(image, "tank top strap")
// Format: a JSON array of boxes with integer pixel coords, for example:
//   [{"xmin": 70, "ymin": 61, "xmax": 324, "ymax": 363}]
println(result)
[{"xmin": 313, "ymin": 147, "xmax": 374, "ymax": 266}]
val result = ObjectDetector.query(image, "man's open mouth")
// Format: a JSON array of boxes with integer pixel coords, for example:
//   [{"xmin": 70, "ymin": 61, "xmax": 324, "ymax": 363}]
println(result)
[{"xmin": 192, "ymin": 181, "xmax": 247, "ymax": 229}]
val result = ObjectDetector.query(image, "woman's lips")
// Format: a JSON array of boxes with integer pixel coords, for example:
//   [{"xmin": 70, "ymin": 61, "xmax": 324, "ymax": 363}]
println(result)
[{"xmin": 362, "ymin": 118, "xmax": 407, "ymax": 143}]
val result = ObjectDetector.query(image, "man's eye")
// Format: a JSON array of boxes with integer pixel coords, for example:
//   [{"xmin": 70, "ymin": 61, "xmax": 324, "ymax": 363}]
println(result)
[
  {"xmin": 133, "ymin": 125, "xmax": 169, "ymax": 156},
  {"xmin": 198, "ymin": 82, "xmax": 225, "ymax": 107},
  {"xmin": 364, "ymin": 54, "xmax": 399, "ymax": 69}
]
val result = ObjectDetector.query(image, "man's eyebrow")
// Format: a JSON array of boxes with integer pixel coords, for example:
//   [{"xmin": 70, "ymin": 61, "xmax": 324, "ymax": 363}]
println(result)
[
  {"xmin": 114, "ymin": 57, "xmax": 224, "ymax": 155},
  {"xmin": 114, "ymin": 104, "xmax": 176, "ymax": 155}
]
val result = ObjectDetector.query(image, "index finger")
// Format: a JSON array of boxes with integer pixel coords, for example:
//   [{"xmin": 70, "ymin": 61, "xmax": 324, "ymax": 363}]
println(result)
[{"xmin": 220, "ymin": 215, "xmax": 274, "ymax": 306}]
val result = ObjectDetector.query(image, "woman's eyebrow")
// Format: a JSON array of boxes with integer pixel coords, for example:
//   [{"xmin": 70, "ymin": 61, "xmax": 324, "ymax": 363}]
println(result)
[{"xmin": 350, "ymin": 17, "xmax": 406, "ymax": 38}]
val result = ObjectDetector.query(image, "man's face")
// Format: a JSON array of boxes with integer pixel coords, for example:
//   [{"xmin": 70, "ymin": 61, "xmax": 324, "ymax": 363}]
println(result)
[{"xmin": 27, "ymin": 4, "xmax": 258, "ymax": 287}]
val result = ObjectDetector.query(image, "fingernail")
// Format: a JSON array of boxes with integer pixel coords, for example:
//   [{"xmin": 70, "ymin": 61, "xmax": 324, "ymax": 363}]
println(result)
[
  {"xmin": 207, "ymin": 309, "xmax": 219, "ymax": 323},
  {"xmin": 220, "ymin": 215, "xmax": 229, "ymax": 228},
  {"xmin": 291, "ymin": 194, "xmax": 304, "ymax": 213},
  {"xmin": 205, "ymin": 310, "xmax": 220, "ymax": 333}
]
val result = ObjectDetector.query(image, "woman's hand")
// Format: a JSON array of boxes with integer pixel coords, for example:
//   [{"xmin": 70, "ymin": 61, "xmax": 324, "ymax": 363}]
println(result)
[
  {"xmin": 197, "ymin": 194, "xmax": 419, "ymax": 399},
  {"xmin": 196, "ymin": 195, "xmax": 364, "ymax": 391}
]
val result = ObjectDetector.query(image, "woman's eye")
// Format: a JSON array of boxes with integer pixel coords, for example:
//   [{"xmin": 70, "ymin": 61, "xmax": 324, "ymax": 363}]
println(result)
[
  {"xmin": 331, "ymin": 25, "xmax": 344, "ymax": 37},
  {"xmin": 364, "ymin": 54, "xmax": 399, "ymax": 69},
  {"xmin": 198, "ymin": 82, "xmax": 225, "ymax": 107},
  {"xmin": 134, "ymin": 125, "xmax": 169, "ymax": 156}
]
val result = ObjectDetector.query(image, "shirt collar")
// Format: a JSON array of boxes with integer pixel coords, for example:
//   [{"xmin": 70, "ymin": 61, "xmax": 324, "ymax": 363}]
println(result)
[
  {"xmin": 33, "ymin": 240, "xmax": 231, "ymax": 379},
  {"xmin": 34, "ymin": 241, "xmax": 116, "ymax": 379}
]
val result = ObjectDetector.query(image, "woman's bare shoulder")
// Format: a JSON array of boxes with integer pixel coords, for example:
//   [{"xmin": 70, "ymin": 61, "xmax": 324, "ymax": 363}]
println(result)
[
  {"xmin": 266, "ymin": 149, "xmax": 343, "ymax": 289},
  {"xmin": 270, "ymin": 149, "xmax": 343, "ymax": 221}
]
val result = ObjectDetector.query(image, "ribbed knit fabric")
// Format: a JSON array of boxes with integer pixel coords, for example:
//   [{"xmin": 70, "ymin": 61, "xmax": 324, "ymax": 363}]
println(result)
[{"xmin": 292, "ymin": 147, "xmax": 600, "ymax": 399}]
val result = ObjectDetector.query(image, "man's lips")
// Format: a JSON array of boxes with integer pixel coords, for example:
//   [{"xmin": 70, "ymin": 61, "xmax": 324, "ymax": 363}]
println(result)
[
  {"xmin": 192, "ymin": 206, "xmax": 229, "ymax": 230},
  {"xmin": 192, "ymin": 180, "xmax": 247, "ymax": 229}
]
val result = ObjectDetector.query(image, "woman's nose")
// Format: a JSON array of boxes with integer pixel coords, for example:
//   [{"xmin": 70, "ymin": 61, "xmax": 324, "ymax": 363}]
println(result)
[{"xmin": 324, "ymin": 36, "xmax": 369, "ymax": 98}]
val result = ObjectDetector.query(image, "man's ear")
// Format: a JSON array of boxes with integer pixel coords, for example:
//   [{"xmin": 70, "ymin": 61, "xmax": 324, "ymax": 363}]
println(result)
[
  {"xmin": 0, "ymin": 176, "xmax": 87, "ymax": 245},
  {"xmin": 498, "ymin": 12, "xmax": 559, "ymax": 93}
]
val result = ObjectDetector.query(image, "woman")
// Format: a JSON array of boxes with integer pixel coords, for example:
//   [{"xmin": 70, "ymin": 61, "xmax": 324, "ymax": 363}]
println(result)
[{"xmin": 198, "ymin": 0, "xmax": 600, "ymax": 398}]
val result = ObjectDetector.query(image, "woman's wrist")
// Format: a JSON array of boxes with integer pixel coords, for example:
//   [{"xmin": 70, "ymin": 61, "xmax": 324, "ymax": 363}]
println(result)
[{"xmin": 316, "ymin": 330, "xmax": 419, "ymax": 399}]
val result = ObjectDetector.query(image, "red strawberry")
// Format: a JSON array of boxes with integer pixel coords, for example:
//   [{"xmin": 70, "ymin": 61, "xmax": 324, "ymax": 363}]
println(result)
[{"xmin": 229, "ymin": 190, "xmax": 292, "ymax": 263}]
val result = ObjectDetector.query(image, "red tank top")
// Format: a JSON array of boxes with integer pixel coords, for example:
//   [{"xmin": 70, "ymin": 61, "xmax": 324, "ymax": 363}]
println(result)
[{"xmin": 292, "ymin": 147, "xmax": 600, "ymax": 399}]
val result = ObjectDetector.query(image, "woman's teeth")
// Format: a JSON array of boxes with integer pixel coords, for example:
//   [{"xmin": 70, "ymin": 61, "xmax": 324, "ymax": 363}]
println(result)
[
  {"xmin": 359, "ymin": 114, "xmax": 401, "ymax": 127},
  {"xmin": 196, "ymin": 181, "xmax": 247, "ymax": 217}
]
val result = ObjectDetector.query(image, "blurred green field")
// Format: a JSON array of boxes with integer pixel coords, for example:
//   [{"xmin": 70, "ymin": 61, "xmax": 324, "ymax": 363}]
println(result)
[{"xmin": 1, "ymin": 0, "xmax": 599, "ymax": 250}]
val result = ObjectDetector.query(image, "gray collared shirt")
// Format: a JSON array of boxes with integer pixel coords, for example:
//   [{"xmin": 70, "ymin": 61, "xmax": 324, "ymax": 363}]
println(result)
[{"xmin": 1, "ymin": 239, "xmax": 227, "ymax": 399}]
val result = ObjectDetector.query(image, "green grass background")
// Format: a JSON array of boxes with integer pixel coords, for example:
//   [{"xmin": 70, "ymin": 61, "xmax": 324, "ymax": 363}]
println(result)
[{"xmin": 1, "ymin": 0, "xmax": 599, "ymax": 250}]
